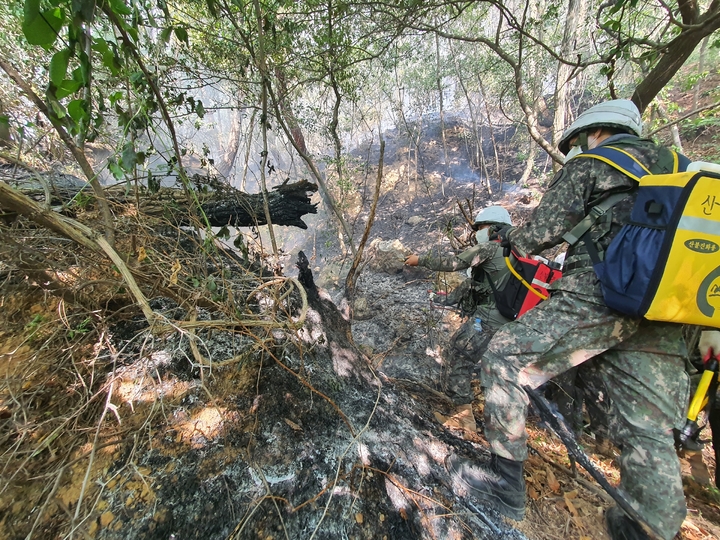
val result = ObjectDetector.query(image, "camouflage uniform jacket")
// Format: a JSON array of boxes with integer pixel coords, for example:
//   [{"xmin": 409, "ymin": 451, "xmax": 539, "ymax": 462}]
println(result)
[
  {"xmin": 419, "ymin": 241, "xmax": 513, "ymax": 329},
  {"xmin": 507, "ymin": 134, "xmax": 676, "ymax": 299}
]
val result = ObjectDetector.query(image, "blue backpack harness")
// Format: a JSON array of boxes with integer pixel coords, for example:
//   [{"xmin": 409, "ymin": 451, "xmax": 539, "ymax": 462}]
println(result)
[{"xmin": 561, "ymin": 144, "xmax": 720, "ymax": 325}]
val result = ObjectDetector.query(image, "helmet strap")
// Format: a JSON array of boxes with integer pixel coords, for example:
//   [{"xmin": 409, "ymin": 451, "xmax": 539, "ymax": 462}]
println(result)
[{"xmin": 577, "ymin": 131, "xmax": 589, "ymax": 151}]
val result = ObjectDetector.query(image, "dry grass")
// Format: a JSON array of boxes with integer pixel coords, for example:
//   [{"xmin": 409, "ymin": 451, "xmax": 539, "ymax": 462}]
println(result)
[{"xmin": 0, "ymin": 193, "xmax": 309, "ymax": 539}]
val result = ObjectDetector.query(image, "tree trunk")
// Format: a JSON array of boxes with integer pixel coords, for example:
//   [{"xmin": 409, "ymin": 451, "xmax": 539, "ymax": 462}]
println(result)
[
  {"xmin": 215, "ymin": 105, "xmax": 244, "ymax": 179},
  {"xmin": 632, "ymin": 19, "xmax": 720, "ymax": 113},
  {"xmin": 553, "ymin": 0, "xmax": 585, "ymax": 158},
  {"xmin": 519, "ymin": 141, "xmax": 538, "ymax": 185},
  {"xmin": 194, "ymin": 179, "xmax": 318, "ymax": 229},
  {"xmin": 477, "ymin": 76, "xmax": 502, "ymax": 190},
  {"xmin": 435, "ymin": 31, "xmax": 449, "ymax": 198},
  {"xmin": 653, "ymin": 103, "xmax": 683, "ymax": 153},
  {"xmin": 693, "ymin": 36, "xmax": 710, "ymax": 114},
  {"xmin": 271, "ymin": 67, "xmax": 357, "ymax": 256}
]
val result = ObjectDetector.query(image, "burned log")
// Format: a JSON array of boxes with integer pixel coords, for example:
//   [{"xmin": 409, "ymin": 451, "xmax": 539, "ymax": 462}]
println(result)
[
  {"xmin": 197, "ymin": 179, "xmax": 318, "ymax": 229},
  {"xmin": 0, "ymin": 161, "xmax": 319, "ymax": 229}
]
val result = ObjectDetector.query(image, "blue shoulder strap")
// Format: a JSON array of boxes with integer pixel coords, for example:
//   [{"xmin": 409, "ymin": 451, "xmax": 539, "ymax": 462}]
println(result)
[
  {"xmin": 677, "ymin": 152, "xmax": 691, "ymax": 172},
  {"xmin": 572, "ymin": 146, "xmax": 650, "ymax": 181},
  {"xmin": 562, "ymin": 145, "xmax": 687, "ymax": 247},
  {"xmin": 572, "ymin": 144, "xmax": 688, "ymax": 177}
]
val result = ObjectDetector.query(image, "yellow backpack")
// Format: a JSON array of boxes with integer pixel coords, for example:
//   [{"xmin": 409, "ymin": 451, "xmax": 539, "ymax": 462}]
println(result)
[{"xmin": 564, "ymin": 147, "xmax": 720, "ymax": 328}]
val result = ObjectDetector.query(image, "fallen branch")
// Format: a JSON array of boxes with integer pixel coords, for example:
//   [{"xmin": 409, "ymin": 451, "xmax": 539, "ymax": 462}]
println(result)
[{"xmin": 0, "ymin": 57, "xmax": 115, "ymax": 245}]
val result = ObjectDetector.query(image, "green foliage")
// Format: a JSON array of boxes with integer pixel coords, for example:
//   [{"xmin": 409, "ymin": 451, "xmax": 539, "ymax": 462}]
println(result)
[
  {"xmin": 683, "ymin": 72, "xmax": 708, "ymax": 91},
  {"xmin": 49, "ymin": 48, "xmax": 71, "ymax": 87},
  {"xmin": 216, "ymin": 226, "xmax": 230, "ymax": 240},
  {"xmin": 66, "ymin": 317, "xmax": 91, "ymax": 340},
  {"xmin": 22, "ymin": 0, "xmax": 64, "ymax": 47},
  {"xmin": 24, "ymin": 314, "xmax": 44, "ymax": 334},
  {"xmin": 73, "ymin": 190, "xmax": 94, "ymax": 209}
]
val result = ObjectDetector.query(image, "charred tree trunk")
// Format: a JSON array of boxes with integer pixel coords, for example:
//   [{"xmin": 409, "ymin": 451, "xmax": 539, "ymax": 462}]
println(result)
[
  {"xmin": 195, "ymin": 179, "xmax": 318, "ymax": 230},
  {"xmin": 0, "ymin": 164, "xmax": 319, "ymax": 230}
]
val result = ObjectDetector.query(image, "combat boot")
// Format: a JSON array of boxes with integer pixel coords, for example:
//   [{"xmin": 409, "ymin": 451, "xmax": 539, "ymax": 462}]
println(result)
[
  {"xmin": 446, "ymin": 452, "xmax": 525, "ymax": 520},
  {"xmin": 605, "ymin": 506, "xmax": 650, "ymax": 540}
]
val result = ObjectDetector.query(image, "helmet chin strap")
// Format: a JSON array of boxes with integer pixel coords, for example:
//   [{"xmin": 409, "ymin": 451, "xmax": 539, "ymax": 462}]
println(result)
[{"xmin": 576, "ymin": 131, "xmax": 589, "ymax": 150}]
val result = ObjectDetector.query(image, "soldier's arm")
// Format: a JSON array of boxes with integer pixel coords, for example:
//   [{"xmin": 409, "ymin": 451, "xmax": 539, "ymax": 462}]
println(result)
[
  {"xmin": 507, "ymin": 160, "xmax": 592, "ymax": 256},
  {"xmin": 419, "ymin": 242, "xmax": 495, "ymax": 272}
]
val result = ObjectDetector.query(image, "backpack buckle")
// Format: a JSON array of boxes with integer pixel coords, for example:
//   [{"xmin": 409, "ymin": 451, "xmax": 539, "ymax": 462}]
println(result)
[{"xmin": 589, "ymin": 205, "xmax": 607, "ymax": 219}]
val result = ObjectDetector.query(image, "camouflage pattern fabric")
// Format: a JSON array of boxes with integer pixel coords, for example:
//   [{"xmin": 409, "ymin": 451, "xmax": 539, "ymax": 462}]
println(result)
[
  {"xmin": 481, "ymin": 135, "xmax": 690, "ymax": 539},
  {"xmin": 543, "ymin": 360, "xmax": 610, "ymax": 439},
  {"xmin": 419, "ymin": 241, "xmax": 513, "ymax": 403}
]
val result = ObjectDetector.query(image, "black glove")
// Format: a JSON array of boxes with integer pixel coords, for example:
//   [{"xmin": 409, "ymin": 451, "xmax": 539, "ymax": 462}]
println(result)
[{"xmin": 489, "ymin": 225, "xmax": 512, "ymax": 255}]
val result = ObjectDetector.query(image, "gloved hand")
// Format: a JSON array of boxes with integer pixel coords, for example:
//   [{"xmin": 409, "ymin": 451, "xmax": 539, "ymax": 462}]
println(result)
[
  {"xmin": 488, "ymin": 225, "xmax": 511, "ymax": 245},
  {"xmin": 404, "ymin": 254, "xmax": 419, "ymax": 266},
  {"xmin": 699, "ymin": 330, "xmax": 720, "ymax": 363},
  {"xmin": 488, "ymin": 225, "xmax": 512, "ymax": 255}
]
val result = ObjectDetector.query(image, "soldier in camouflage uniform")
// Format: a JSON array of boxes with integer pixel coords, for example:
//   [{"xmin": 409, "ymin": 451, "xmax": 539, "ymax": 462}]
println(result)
[
  {"xmin": 405, "ymin": 206, "xmax": 515, "ymax": 405},
  {"xmin": 446, "ymin": 100, "xmax": 691, "ymax": 540}
]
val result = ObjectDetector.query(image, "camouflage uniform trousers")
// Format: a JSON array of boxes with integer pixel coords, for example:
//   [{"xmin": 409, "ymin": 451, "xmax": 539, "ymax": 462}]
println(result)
[
  {"xmin": 443, "ymin": 306, "xmax": 510, "ymax": 405},
  {"xmin": 442, "ymin": 318, "xmax": 493, "ymax": 404},
  {"xmin": 544, "ymin": 360, "xmax": 611, "ymax": 439},
  {"xmin": 481, "ymin": 290, "xmax": 689, "ymax": 539}
]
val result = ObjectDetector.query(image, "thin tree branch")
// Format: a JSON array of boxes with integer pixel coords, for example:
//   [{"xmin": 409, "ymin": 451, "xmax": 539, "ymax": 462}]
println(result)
[
  {"xmin": 0, "ymin": 55, "xmax": 115, "ymax": 245},
  {"xmin": 646, "ymin": 99, "xmax": 720, "ymax": 138}
]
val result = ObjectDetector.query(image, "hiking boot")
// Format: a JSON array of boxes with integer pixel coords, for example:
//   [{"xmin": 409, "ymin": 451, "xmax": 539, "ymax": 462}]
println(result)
[
  {"xmin": 445, "ymin": 452, "xmax": 525, "ymax": 520},
  {"xmin": 605, "ymin": 506, "xmax": 650, "ymax": 540}
]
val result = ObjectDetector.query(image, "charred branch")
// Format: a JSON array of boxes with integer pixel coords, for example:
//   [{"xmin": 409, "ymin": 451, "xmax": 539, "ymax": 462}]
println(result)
[{"xmin": 0, "ymin": 163, "xmax": 319, "ymax": 230}]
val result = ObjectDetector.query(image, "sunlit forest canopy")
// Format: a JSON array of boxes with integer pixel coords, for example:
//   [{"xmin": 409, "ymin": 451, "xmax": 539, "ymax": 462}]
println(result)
[{"xmin": 3, "ymin": 0, "xmax": 720, "ymax": 197}]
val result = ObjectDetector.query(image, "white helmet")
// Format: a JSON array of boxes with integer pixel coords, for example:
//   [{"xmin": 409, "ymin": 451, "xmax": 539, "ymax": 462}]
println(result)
[
  {"xmin": 558, "ymin": 99, "xmax": 643, "ymax": 155},
  {"xmin": 474, "ymin": 206, "xmax": 512, "ymax": 228}
]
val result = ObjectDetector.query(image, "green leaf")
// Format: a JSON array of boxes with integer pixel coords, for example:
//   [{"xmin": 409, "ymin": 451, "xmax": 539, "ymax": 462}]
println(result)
[
  {"xmin": 55, "ymin": 79, "xmax": 81, "ymax": 99},
  {"xmin": 24, "ymin": 0, "xmax": 39, "ymax": 21},
  {"xmin": 108, "ymin": 158, "xmax": 124, "ymax": 180},
  {"xmin": 23, "ymin": 2, "xmax": 64, "ymax": 47},
  {"xmin": 102, "ymin": 48, "xmax": 120, "ymax": 75},
  {"xmin": 608, "ymin": 0, "xmax": 627, "ymax": 14},
  {"xmin": 129, "ymin": 71, "xmax": 145, "ymax": 84},
  {"xmin": 66, "ymin": 99, "xmax": 88, "ymax": 124},
  {"xmin": 72, "ymin": 65, "xmax": 87, "ymax": 86},
  {"xmin": 174, "ymin": 27, "xmax": 188, "ymax": 45},
  {"xmin": 93, "ymin": 37, "xmax": 122, "ymax": 75},
  {"xmin": 49, "ymin": 48, "xmax": 71, "ymax": 87},
  {"xmin": 107, "ymin": 0, "xmax": 132, "ymax": 16},
  {"xmin": 71, "ymin": 0, "xmax": 96, "ymax": 21},
  {"xmin": 109, "ymin": 91, "xmax": 124, "ymax": 106},
  {"xmin": 49, "ymin": 99, "xmax": 65, "ymax": 119},
  {"xmin": 125, "ymin": 26, "xmax": 139, "ymax": 42},
  {"xmin": 147, "ymin": 170, "xmax": 160, "ymax": 193},
  {"xmin": 160, "ymin": 26, "xmax": 172, "ymax": 43},
  {"xmin": 195, "ymin": 100, "xmax": 205, "ymax": 118},
  {"xmin": 121, "ymin": 142, "xmax": 138, "ymax": 171}
]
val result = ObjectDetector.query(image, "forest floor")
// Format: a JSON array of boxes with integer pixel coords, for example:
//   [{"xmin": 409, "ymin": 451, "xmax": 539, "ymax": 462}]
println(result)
[
  {"xmin": 3, "ymin": 71, "xmax": 720, "ymax": 540},
  {"xmin": 340, "ymin": 71, "xmax": 720, "ymax": 540},
  {"xmin": 348, "ymin": 189, "xmax": 720, "ymax": 540}
]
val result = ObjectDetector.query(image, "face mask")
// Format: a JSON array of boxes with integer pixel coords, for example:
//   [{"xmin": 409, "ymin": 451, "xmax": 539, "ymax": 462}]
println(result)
[
  {"xmin": 476, "ymin": 229, "xmax": 490, "ymax": 244},
  {"xmin": 565, "ymin": 145, "xmax": 583, "ymax": 162}
]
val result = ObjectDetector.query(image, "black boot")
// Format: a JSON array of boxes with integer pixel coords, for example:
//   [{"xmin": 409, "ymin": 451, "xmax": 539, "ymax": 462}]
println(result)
[
  {"xmin": 605, "ymin": 506, "xmax": 650, "ymax": 540},
  {"xmin": 445, "ymin": 452, "xmax": 525, "ymax": 520}
]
